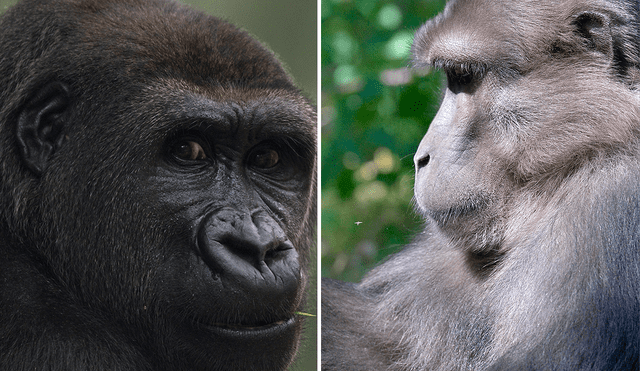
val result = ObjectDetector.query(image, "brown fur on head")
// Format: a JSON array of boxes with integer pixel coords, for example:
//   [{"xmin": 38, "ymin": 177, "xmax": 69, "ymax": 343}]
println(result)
[{"xmin": 0, "ymin": 0, "xmax": 301, "ymax": 235}]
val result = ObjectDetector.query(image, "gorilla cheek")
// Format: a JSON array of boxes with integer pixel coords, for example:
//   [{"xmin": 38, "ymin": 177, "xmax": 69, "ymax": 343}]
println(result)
[{"xmin": 196, "ymin": 207, "xmax": 301, "ymax": 310}]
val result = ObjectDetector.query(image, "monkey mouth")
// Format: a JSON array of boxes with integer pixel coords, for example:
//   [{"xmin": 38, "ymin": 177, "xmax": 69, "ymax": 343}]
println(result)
[{"xmin": 203, "ymin": 317, "xmax": 296, "ymax": 339}]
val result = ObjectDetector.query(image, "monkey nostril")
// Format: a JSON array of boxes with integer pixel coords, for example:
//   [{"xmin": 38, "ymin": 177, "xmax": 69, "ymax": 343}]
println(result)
[{"xmin": 417, "ymin": 154, "xmax": 430, "ymax": 169}]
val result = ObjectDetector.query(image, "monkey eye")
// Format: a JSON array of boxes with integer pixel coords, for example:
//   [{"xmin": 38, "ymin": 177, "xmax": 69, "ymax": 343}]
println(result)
[
  {"xmin": 249, "ymin": 147, "xmax": 280, "ymax": 169},
  {"xmin": 450, "ymin": 71, "xmax": 473, "ymax": 86},
  {"xmin": 447, "ymin": 68, "xmax": 473, "ymax": 91},
  {"xmin": 439, "ymin": 61, "xmax": 485, "ymax": 94},
  {"xmin": 171, "ymin": 140, "xmax": 207, "ymax": 161}
]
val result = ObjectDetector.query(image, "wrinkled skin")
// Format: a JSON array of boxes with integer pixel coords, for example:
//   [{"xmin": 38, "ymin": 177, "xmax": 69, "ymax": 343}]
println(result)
[
  {"xmin": 0, "ymin": 0, "xmax": 316, "ymax": 370},
  {"xmin": 322, "ymin": 0, "xmax": 640, "ymax": 370}
]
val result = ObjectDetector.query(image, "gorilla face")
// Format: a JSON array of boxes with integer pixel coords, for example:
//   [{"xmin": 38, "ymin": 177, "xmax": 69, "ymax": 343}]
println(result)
[
  {"xmin": 31, "ymin": 86, "xmax": 316, "ymax": 370},
  {"xmin": 142, "ymin": 90, "xmax": 314, "ymax": 339},
  {"xmin": 0, "ymin": 0, "xmax": 316, "ymax": 370}
]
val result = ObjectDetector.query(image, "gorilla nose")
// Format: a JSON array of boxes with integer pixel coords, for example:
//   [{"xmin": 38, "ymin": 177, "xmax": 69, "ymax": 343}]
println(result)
[
  {"xmin": 197, "ymin": 208, "xmax": 300, "ymax": 303},
  {"xmin": 211, "ymin": 209, "xmax": 288, "ymax": 263}
]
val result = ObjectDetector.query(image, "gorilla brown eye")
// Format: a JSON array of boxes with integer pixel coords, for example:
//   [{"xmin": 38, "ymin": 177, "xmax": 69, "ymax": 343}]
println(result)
[
  {"xmin": 171, "ymin": 140, "xmax": 207, "ymax": 161},
  {"xmin": 250, "ymin": 148, "xmax": 280, "ymax": 169}
]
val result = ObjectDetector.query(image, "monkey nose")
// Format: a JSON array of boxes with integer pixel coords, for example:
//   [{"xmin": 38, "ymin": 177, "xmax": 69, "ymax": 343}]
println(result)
[
  {"xmin": 414, "ymin": 131, "xmax": 435, "ymax": 170},
  {"xmin": 415, "ymin": 154, "xmax": 431, "ymax": 169}
]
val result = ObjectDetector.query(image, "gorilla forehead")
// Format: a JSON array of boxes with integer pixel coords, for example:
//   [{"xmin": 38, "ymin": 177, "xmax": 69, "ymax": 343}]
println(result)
[
  {"xmin": 137, "ymin": 81, "xmax": 317, "ymax": 145},
  {"xmin": 5, "ymin": 0, "xmax": 294, "ymax": 93},
  {"xmin": 81, "ymin": 0, "xmax": 292, "ymax": 87}
]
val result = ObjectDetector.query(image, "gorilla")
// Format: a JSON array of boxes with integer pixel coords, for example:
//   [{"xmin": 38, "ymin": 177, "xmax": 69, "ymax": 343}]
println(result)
[
  {"xmin": 0, "ymin": 0, "xmax": 316, "ymax": 370},
  {"xmin": 322, "ymin": 0, "xmax": 640, "ymax": 370}
]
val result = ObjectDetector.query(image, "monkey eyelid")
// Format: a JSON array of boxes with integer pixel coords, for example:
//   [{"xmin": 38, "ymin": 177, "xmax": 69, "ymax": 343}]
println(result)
[{"xmin": 431, "ymin": 58, "xmax": 487, "ymax": 79}]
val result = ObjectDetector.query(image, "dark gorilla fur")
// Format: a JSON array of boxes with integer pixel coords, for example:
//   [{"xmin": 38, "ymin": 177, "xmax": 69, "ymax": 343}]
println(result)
[
  {"xmin": 322, "ymin": 0, "xmax": 639, "ymax": 370},
  {"xmin": 0, "ymin": 0, "xmax": 316, "ymax": 370}
]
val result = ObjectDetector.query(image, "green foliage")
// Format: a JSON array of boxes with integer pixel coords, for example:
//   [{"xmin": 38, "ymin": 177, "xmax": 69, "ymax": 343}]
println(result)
[{"xmin": 322, "ymin": 0, "xmax": 446, "ymax": 282}]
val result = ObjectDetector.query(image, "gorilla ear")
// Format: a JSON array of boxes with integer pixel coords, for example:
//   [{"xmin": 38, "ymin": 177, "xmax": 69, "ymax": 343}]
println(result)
[
  {"xmin": 572, "ymin": 11, "xmax": 613, "ymax": 58},
  {"xmin": 16, "ymin": 82, "xmax": 70, "ymax": 176}
]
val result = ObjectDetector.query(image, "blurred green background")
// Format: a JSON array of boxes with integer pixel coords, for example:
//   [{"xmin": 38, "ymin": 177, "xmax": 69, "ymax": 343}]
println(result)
[
  {"xmin": 321, "ymin": 0, "xmax": 446, "ymax": 282},
  {"xmin": 0, "ymin": 0, "xmax": 317, "ymax": 369}
]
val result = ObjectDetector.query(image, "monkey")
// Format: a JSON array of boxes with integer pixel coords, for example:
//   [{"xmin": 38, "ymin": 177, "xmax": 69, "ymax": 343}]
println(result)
[
  {"xmin": 0, "ymin": 0, "xmax": 316, "ymax": 370},
  {"xmin": 322, "ymin": 0, "xmax": 640, "ymax": 370}
]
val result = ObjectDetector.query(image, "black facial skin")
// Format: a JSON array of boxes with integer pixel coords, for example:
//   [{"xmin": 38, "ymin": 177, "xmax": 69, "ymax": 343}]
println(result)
[
  {"xmin": 322, "ymin": 0, "xmax": 640, "ymax": 370},
  {"xmin": 0, "ymin": 0, "xmax": 316, "ymax": 370}
]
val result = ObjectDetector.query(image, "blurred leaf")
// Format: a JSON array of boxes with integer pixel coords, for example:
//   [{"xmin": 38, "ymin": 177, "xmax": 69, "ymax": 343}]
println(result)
[{"xmin": 322, "ymin": 0, "xmax": 447, "ymax": 282}]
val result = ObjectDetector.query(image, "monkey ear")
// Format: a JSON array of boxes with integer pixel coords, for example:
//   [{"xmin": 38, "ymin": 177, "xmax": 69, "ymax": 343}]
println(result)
[
  {"xmin": 572, "ymin": 11, "xmax": 613, "ymax": 58},
  {"xmin": 16, "ymin": 82, "xmax": 70, "ymax": 176}
]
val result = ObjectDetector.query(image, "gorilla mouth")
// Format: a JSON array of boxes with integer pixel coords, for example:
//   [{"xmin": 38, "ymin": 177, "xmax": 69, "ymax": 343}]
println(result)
[{"xmin": 204, "ymin": 317, "xmax": 296, "ymax": 339}]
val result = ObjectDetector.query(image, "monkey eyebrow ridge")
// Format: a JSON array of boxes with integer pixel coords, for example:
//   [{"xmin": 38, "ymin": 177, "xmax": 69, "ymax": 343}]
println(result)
[{"xmin": 430, "ymin": 58, "xmax": 488, "ymax": 77}]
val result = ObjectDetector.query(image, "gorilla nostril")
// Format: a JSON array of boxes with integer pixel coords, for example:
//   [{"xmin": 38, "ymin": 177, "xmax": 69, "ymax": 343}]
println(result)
[
  {"xmin": 417, "ymin": 154, "xmax": 430, "ymax": 168},
  {"xmin": 265, "ymin": 241, "xmax": 294, "ymax": 261}
]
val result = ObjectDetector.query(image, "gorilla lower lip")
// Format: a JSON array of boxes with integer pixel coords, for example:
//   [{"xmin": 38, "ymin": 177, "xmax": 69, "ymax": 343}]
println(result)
[
  {"xmin": 205, "ymin": 317, "xmax": 295, "ymax": 338},
  {"xmin": 213, "ymin": 319, "xmax": 286, "ymax": 330}
]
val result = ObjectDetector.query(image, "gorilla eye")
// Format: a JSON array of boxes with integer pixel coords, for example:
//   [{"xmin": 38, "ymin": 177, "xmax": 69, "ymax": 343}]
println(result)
[
  {"xmin": 171, "ymin": 140, "xmax": 207, "ymax": 161},
  {"xmin": 249, "ymin": 148, "xmax": 280, "ymax": 169}
]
